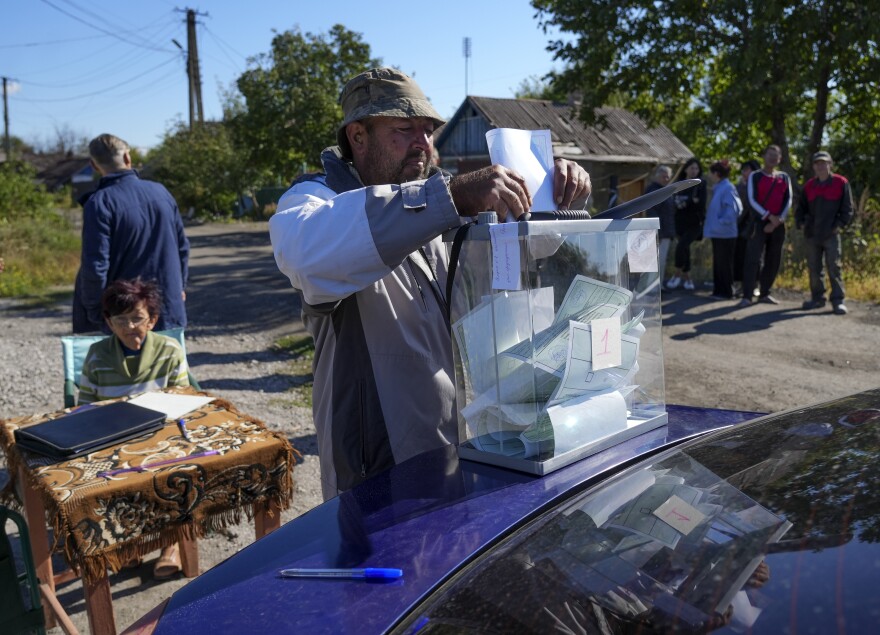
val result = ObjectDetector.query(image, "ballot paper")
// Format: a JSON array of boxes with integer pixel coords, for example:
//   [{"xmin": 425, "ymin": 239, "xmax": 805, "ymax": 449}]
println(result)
[
  {"xmin": 543, "ymin": 389, "xmax": 629, "ymax": 454},
  {"xmin": 452, "ymin": 287, "xmax": 555, "ymax": 394},
  {"xmin": 547, "ymin": 321, "xmax": 640, "ymax": 405},
  {"xmin": 454, "ymin": 273, "xmax": 649, "ymax": 459},
  {"xmin": 128, "ymin": 391, "xmax": 214, "ymax": 420},
  {"xmin": 485, "ymin": 128, "xmax": 556, "ymax": 212},
  {"xmin": 554, "ymin": 275, "xmax": 634, "ymax": 325},
  {"xmin": 501, "ymin": 303, "xmax": 627, "ymax": 376}
]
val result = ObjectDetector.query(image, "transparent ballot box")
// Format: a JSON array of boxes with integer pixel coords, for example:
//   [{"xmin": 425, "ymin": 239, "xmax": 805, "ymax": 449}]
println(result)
[{"xmin": 446, "ymin": 216, "xmax": 666, "ymax": 475}]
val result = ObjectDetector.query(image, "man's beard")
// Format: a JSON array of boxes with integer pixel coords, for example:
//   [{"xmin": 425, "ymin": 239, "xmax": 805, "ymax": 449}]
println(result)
[{"xmin": 363, "ymin": 146, "xmax": 431, "ymax": 185}]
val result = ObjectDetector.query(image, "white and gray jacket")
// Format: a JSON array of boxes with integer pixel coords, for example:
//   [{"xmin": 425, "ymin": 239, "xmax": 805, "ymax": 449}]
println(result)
[{"xmin": 269, "ymin": 147, "xmax": 463, "ymax": 500}]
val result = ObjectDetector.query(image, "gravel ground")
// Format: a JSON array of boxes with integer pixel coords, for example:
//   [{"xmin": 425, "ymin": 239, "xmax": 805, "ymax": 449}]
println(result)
[{"xmin": 2, "ymin": 220, "xmax": 879, "ymax": 633}]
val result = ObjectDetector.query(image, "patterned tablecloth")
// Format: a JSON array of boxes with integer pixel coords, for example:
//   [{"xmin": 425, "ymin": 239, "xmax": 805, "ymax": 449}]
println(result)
[{"xmin": 0, "ymin": 387, "xmax": 296, "ymax": 583}]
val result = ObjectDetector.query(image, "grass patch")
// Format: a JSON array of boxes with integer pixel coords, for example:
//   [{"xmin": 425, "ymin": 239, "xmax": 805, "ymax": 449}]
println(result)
[
  {"xmin": 272, "ymin": 333, "xmax": 314, "ymax": 408},
  {"xmin": 0, "ymin": 212, "xmax": 80, "ymax": 298}
]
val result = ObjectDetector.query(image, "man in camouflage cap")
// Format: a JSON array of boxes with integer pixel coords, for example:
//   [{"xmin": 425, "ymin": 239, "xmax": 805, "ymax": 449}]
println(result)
[{"xmin": 270, "ymin": 67, "xmax": 590, "ymax": 499}]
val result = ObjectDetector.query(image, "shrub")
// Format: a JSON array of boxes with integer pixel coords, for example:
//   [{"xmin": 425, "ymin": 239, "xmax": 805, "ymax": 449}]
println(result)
[
  {"xmin": 0, "ymin": 162, "xmax": 55, "ymax": 220},
  {"xmin": 0, "ymin": 212, "xmax": 80, "ymax": 297}
]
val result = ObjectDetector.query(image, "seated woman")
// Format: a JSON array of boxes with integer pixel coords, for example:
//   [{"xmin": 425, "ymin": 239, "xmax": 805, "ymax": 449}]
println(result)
[
  {"xmin": 79, "ymin": 279, "xmax": 190, "ymax": 404},
  {"xmin": 78, "ymin": 278, "xmax": 190, "ymax": 579}
]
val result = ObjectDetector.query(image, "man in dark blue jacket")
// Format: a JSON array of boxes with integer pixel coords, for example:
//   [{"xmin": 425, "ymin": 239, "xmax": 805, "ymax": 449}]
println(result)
[{"xmin": 73, "ymin": 134, "xmax": 189, "ymax": 333}]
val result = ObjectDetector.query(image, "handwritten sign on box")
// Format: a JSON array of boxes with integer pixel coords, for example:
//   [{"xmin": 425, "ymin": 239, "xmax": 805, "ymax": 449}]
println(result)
[
  {"xmin": 590, "ymin": 316, "xmax": 622, "ymax": 370},
  {"xmin": 490, "ymin": 223, "xmax": 521, "ymax": 290}
]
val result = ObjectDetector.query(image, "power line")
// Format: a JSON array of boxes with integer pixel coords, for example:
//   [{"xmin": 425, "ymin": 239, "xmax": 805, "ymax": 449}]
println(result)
[
  {"xmin": 11, "ymin": 58, "xmax": 178, "ymax": 103},
  {"xmin": 203, "ymin": 25, "xmax": 246, "ymax": 73},
  {"xmin": 0, "ymin": 34, "xmax": 112, "ymax": 49},
  {"xmin": 17, "ymin": 20, "xmax": 180, "ymax": 88},
  {"xmin": 38, "ymin": 0, "xmax": 174, "ymax": 54}
]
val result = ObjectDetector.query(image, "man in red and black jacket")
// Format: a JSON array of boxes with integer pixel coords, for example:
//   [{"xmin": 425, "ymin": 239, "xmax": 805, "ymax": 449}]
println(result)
[
  {"xmin": 740, "ymin": 144, "xmax": 792, "ymax": 306},
  {"xmin": 796, "ymin": 151, "xmax": 854, "ymax": 315}
]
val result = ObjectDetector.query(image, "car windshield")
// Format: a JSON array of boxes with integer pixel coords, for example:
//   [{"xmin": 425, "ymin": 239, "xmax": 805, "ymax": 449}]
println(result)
[{"xmin": 395, "ymin": 391, "xmax": 880, "ymax": 634}]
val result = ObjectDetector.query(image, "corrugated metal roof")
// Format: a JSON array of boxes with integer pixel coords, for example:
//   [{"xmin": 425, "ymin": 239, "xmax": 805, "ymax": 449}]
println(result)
[{"xmin": 436, "ymin": 96, "xmax": 693, "ymax": 164}]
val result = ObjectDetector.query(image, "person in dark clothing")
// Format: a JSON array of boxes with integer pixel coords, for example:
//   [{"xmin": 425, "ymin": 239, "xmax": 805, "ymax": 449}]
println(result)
[
  {"xmin": 734, "ymin": 160, "xmax": 761, "ymax": 295},
  {"xmin": 666, "ymin": 158, "xmax": 707, "ymax": 291},
  {"xmin": 73, "ymin": 134, "xmax": 190, "ymax": 334},
  {"xmin": 739, "ymin": 144, "xmax": 792, "ymax": 307},
  {"xmin": 645, "ymin": 165, "xmax": 675, "ymax": 281},
  {"xmin": 795, "ymin": 151, "xmax": 854, "ymax": 315}
]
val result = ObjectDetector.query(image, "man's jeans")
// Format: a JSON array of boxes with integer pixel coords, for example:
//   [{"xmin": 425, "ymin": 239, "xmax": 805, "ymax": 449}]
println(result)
[{"xmin": 806, "ymin": 233, "xmax": 845, "ymax": 304}]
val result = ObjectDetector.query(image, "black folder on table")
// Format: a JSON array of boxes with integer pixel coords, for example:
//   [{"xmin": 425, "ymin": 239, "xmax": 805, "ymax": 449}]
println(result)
[{"xmin": 14, "ymin": 401, "xmax": 167, "ymax": 460}]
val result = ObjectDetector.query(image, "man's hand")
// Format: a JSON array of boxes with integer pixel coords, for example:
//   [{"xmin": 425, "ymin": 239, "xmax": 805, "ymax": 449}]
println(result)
[
  {"xmin": 764, "ymin": 215, "xmax": 782, "ymax": 233},
  {"xmin": 553, "ymin": 158, "xmax": 591, "ymax": 209},
  {"xmin": 449, "ymin": 165, "xmax": 532, "ymax": 221}
]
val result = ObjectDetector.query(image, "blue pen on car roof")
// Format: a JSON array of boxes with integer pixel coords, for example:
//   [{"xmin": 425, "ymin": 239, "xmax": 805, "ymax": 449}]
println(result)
[{"xmin": 279, "ymin": 567, "xmax": 403, "ymax": 580}]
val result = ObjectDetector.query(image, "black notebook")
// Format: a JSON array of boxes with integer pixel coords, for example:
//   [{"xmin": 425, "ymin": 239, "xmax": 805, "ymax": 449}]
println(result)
[{"xmin": 14, "ymin": 401, "xmax": 167, "ymax": 460}]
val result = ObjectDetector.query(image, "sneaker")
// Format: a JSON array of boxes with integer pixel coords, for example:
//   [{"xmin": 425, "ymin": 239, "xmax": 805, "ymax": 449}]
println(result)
[
  {"xmin": 709, "ymin": 294, "xmax": 732, "ymax": 300},
  {"xmin": 737, "ymin": 299, "xmax": 752, "ymax": 308},
  {"xmin": 802, "ymin": 299, "xmax": 827, "ymax": 310},
  {"xmin": 665, "ymin": 276, "xmax": 681, "ymax": 290},
  {"xmin": 833, "ymin": 303, "xmax": 848, "ymax": 315},
  {"xmin": 753, "ymin": 288, "xmax": 760, "ymax": 297},
  {"xmin": 758, "ymin": 295, "xmax": 779, "ymax": 305},
  {"xmin": 683, "ymin": 280, "xmax": 695, "ymax": 291}
]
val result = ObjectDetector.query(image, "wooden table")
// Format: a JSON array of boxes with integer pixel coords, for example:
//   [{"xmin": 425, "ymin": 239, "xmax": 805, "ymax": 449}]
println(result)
[{"xmin": 0, "ymin": 388, "xmax": 296, "ymax": 635}]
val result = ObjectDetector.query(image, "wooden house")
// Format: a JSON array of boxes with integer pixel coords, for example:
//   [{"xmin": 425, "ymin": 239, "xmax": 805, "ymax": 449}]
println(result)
[{"xmin": 434, "ymin": 96, "xmax": 694, "ymax": 210}]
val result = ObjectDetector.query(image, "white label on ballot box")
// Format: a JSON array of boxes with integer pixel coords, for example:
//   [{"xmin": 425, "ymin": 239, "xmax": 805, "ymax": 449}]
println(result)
[
  {"xmin": 490, "ymin": 222, "xmax": 521, "ymax": 290},
  {"xmin": 627, "ymin": 229, "xmax": 658, "ymax": 273},
  {"xmin": 590, "ymin": 317, "xmax": 622, "ymax": 370}
]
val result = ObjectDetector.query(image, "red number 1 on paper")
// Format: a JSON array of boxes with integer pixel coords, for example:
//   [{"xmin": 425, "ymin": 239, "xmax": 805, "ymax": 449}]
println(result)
[{"xmin": 590, "ymin": 317, "xmax": 622, "ymax": 370}]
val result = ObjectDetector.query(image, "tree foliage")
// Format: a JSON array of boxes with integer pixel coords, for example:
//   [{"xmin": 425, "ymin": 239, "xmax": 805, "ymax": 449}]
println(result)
[
  {"xmin": 227, "ymin": 24, "xmax": 380, "ymax": 183},
  {"xmin": 0, "ymin": 161, "xmax": 55, "ymax": 220},
  {"xmin": 146, "ymin": 121, "xmax": 246, "ymax": 216},
  {"xmin": 532, "ymin": 1, "xmax": 880, "ymax": 185}
]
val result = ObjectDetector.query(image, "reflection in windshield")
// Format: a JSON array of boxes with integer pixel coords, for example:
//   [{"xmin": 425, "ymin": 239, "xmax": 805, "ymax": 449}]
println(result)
[
  {"xmin": 401, "ymin": 453, "xmax": 789, "ymax": 633},
  {"xmin": 398, "ymin": 390, "xmax": 880, "ymax": 634}
]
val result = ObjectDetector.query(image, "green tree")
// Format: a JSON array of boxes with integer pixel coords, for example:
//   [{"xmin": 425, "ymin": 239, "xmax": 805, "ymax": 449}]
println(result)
[
  {"xmin": 146, "ymin": 121, "xmax": 246, "ymax": 217},
  {"xmin": 227, "ymin": 24, "xmax": 379, "ymax": 183},
  {"xmin": 0, "ymin": 161, "xmax": 55, "ymax": 220},
  {"xmin": 532, "ymin": 1, "xmax": 880, "ymax": 182}
]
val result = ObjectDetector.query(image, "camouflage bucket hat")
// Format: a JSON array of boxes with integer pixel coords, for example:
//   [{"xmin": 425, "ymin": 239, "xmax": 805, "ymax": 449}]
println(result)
[{"xmin": 336, "ymin": 68, "xmax": 445, "ymax": 155}]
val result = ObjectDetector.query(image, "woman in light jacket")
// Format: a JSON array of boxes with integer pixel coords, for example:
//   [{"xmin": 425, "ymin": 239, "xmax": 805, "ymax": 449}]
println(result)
[{"xmin": 704, "ymin": 160, "xmax": 743, "ymax": 299}]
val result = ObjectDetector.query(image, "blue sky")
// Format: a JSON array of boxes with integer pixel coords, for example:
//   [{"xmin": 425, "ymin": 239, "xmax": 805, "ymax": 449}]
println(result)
[{"xmin": 3, "ymin": 0, "xmax": 567, "ymax": 151}]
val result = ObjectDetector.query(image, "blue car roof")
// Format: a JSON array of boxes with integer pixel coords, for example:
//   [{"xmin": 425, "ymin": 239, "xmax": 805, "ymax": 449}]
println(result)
[{"xmin": 151, "ymin": 405, "xmax": 759, "ymax": 634}]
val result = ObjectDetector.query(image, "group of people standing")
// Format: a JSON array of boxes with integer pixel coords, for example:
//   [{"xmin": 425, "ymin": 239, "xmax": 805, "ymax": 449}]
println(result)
[{"xmin": 650, "ymin": 145, "xmax": 853, "ymax": 315}]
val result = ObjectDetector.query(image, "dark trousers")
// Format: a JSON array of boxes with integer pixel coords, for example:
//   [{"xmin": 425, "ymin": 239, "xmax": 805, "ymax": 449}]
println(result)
[
  {"xmin": 733, "ymin": 236, "xmax": 748, "ymax": 283},
  {"xmin": 742, "ymin": 220, "xmax": 786, "ymax": 299},
  {"xmin": 711, "ymin": 238, "xmax": 737, "ymax": 298},
  {"xmin": 806, "ymin": 233, "xmax": 845, "ymax": 304},
  {"xmin": 674, "ymin": 226, "xmax": 702, "ymax": 272}
]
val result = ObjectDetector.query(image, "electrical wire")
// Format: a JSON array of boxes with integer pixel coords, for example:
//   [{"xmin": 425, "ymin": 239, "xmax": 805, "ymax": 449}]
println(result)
[
  {"xmin": 203, "ymin": 26, "xmax": 245, "ymax": 73},
  {"xmin": 11, "ymin": 57, "xmax": 179, "ymax": 103},
  {"xmin": 0, "ymin": 34, "xmax": 113, "ymax": 49},
  {"xmin": 38, "ymin": 0, "xmax": 175, "ymax": 54},
  {"xmin": 18, "ymin": 20, "xmax": 182, "ymax": 89}
]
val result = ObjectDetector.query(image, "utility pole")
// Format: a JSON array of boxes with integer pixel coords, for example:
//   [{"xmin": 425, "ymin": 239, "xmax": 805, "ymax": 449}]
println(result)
[
  {"xmin": 176, "ymin": 8, "xmax": 207, "ymax": 129},
  {"xmin": 462, "ymin": 37, "xmax": 471, "ymax": 98},
  {"xmin": 2, "ymin": 77, "xmax": 10, "ymax": 160},
  {"xmin": 186, "ymin": 9, "xmax": 204, "ymax": 127}
]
